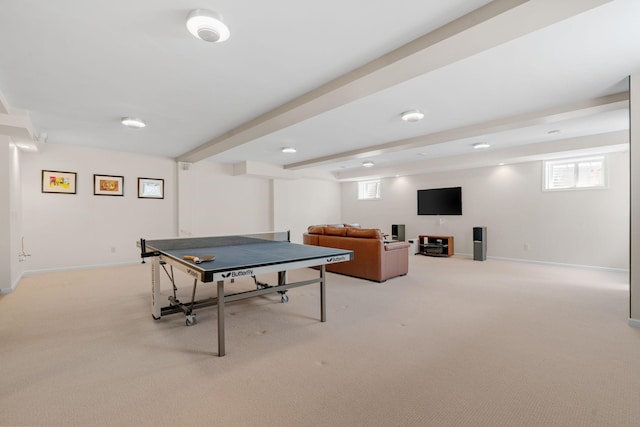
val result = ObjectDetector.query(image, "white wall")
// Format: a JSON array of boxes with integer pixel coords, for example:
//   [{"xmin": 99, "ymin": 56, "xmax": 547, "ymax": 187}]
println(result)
[
  {"xmin": 273, "ymin": 178, "xmax": 342, "ymax": 243},
  {"xmin": 342, "ymin": 151, "xmax": 629, "ymax": 269},
  {"xmin": 20, "ymin": 144, "xmax": 177, "ymax": 271},
  {"xmin": 177, "ymin": 163, "xmax": 342, "ymax": 243},
  {"xmin": 630, "ymin": 74, "xmax": 640, "ymax": 323},
  {"xmin": 9, "ymin": 142, "xmax": 23, "ymax": 288},
  {"xmin": 177, "ymin": 162, "xmax": 273, "ymax": 237},
  {"xmin": 17, "ymin": 140, "xmax": 628, "ymax": 274},
  {"xmin": 1, "ymin": 138, "xmax": 11, "ymax": 289},
  {"xmin": 16, "ymin": 146, "xmax": 340, "ymax": 275},
  {"xmin": 0, "ymin": 139, "xmax": 24, "ymax": 293}
]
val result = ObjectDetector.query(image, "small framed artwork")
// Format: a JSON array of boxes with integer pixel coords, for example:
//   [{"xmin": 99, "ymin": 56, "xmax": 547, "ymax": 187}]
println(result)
[
  {"xmin": 138, "ymin": 177, "xmax": 164, "ymax": 199},
  {"xmin": 94, "ymin": 174, "xmax": 124, "ymax": 196},
  {"xmin": 42, "ymin": 170, "xmax": 77, "ymax": 194}
]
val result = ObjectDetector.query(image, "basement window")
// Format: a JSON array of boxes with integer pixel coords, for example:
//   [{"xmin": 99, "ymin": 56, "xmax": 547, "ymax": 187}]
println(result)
[
  {"xmin": 544, "ymin": 155, "xmax": 607, "ymax": 191},
  {"xmin": 358, "ymin": 180, "xmax": 381, "ymax": 200}
]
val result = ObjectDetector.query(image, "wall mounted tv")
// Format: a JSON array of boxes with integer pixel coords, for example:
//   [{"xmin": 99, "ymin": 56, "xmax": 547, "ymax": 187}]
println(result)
[{"xmin": 417, "ymin": 187, "xmax": 462, "ymax": 215}]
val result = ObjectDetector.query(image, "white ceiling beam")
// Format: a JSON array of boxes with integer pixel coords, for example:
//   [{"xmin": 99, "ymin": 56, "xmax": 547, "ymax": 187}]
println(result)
[
  {"xmin": 285, "ymin": 92, "xmax": 629, "ymax": 170},
  {"xmin": 0, "ymin": 91, "xmax": 9, "ymax": 114},
  {"xmin": 0, "ymin": 112, "xmax": 35, "ymax": 141},
  {"xmin": 232, "ymin": 161, "xmax": 336, "ymax": 181},
  {"xmin": 177, "ymin": 0, "xmax": 614, "ymax": 164},
  {"xmin": 0, "ymin": 89, "xmax": 37, "ymax": 141},
  {"xmin": 334, "ymin": 130, "xmax": 628, "ymax": 181}
]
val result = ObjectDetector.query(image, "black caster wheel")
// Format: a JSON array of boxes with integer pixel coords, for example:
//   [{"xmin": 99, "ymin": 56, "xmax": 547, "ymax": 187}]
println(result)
[{"xmin": 185, "ymin": 314, "xmax": 197, "ymax": 326}]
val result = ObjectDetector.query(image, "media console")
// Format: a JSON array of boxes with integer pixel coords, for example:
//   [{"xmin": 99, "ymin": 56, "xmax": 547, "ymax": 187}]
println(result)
[{"xmin": 418, "ymin": 235, "xmax": 454, "ymax": 257}]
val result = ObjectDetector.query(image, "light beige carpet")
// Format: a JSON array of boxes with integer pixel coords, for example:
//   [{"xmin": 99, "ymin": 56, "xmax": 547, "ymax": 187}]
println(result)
[{"xmin": 1, "ymin": 256, "xmax": 638, "ymax": 427}]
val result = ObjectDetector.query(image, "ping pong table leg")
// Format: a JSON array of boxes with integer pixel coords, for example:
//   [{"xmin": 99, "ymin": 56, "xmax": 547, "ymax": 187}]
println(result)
[
  {"xmin": 320, "ymin": 265, "xmax": 326, "ymax": 322},
  {"xmin": 217, "ymin": 280, "xmax": 225, "ymax": 357},
  {"xmin": 151, "ymin": 256, "xmax": 161, "ymax": 319}
]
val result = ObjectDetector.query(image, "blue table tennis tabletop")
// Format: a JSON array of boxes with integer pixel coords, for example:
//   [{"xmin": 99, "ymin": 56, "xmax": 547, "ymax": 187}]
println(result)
[{"xmin": 145, "ymin": 234, "xmax": 353, "ymax": 282}]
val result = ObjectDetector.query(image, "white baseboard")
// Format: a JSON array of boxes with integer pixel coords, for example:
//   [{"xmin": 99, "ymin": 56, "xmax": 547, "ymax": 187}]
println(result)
[
  {"xmin": 24, "ymin": 261, "xmax": 140, "ymax": 275},
  {"xmin": 0, "ymin": 272, "xmax": 24, "ymax": 294},
  {"xmin": 454, "ymin": 253, "xmax": 629, "ymax": 273},
  {"xmin": 629, "ymin": 318, "xmax": 640, "ymax": 329},
  {"xmin": 2, "ymin": 261, "xmax": 140, "ymax": 294}
]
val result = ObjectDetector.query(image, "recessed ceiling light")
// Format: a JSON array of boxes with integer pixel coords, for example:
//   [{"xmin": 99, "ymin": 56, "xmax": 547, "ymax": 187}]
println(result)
[
  {"xmin": 400, "ymin": 109, "xmax": 424, "ymax": 122},
  {"xmin": 362, "ymin": 161, "xmax": 375, "ymax": 168},
  {"xmin": 121, "ymin": 117, "xmax": 146, "ymax": 129},
  {"xmin": 186, "ymin": 9, "xmax": 230, "ymax": 43},
  {"xmin": 281, "ymin": 147, "xmax": 297, "ymax": 153},
  {"xmin": 473, "ymin": 142, "xmax": 491, "ymax": 149}
]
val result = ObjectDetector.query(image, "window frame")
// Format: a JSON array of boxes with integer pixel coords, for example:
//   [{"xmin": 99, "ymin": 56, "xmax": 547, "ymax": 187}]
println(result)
[
  {"xmin": 357, "ymin": 179, "xmax": 381, "ymax": 200},
  {"xmin": 543, "ymin": 155, "xmax": 608, "ymax": 192}
]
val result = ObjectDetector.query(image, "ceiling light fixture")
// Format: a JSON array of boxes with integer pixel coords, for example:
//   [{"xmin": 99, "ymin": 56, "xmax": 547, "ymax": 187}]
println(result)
[
  {"xmin": 400, "ymin": 109, "xmax": 424, "ymax": 122},
  {"xmin": 121, "ymin": 117, "xmax": 146, "ymax": 129},
  {"xmin": 186, "ymin": 9, "xmax": 230, "ymax": 43},
  {"xmin": 473, "ymin": 142, "xmax": 491, "ymax": 149},
  {"xmin": 281, "ymin": 147, "xmax": 297, "ymax": 154},
  {"xmin": 362, "ymin": 161, "xmax": 375, "ymax": 168}
]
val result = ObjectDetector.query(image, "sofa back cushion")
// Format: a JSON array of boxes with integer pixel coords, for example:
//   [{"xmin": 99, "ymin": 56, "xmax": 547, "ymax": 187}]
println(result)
[
  {"xmin": 307, "ymin": 225, "xmax": 325, "ymax": 235},
  {"xmin": 325, "ymin": 226, "xmax": 348, "ymax": 236},
  {"xmin": 346, "ymin": 227, "xmax": 382, "ymax": 239}
]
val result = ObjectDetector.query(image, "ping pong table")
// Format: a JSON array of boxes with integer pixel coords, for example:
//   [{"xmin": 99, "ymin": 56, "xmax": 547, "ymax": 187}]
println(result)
[{"xmin": 140, "ymin": 232, "xmax": 353, "ymax": 356}]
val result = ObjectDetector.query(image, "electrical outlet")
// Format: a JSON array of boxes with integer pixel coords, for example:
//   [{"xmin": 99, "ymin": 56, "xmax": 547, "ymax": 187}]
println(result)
[{"xmin": 523, "ymin": 243, "xmax": 529, "ymax": 251}]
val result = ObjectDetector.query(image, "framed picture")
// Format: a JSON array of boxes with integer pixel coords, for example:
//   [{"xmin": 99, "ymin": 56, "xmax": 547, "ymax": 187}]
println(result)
[
  {"xmin": 42, "ymin": 170, "xmax": 77, "ymax": 194},
  {"xmin": 94, "ymin": 174, "xmax": 124, "ymax": 196},
  {"xmin": 138, "ymin": 177, "xmax": 164, "ymax": 199}
]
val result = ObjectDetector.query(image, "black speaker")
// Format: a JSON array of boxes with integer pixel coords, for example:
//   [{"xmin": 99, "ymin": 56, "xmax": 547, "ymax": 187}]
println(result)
[
  {"xmin": 391, "ymin": 224, "xmax": 405, "ymax": 241},
  {"xmin": 473, "ymin": 227, "xmax": 487, "ymax": 261}
]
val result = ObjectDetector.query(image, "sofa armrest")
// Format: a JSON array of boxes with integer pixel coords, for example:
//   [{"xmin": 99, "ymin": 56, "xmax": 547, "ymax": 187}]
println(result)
[
  {"xmin": 384, "ymin": 242, "xmax": 410, "ymax": 251},
  {"xmin": 303, "ymin": 233, "xmax": 320, "ymax": 246},
  {"xmin": 379, "ymin": 241, "xmax": 409, "ymax": 282}
]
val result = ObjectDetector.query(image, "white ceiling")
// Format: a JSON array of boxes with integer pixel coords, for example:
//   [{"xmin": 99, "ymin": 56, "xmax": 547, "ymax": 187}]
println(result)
[{"xmin": 1, "ymin": 0, "xmax": 639, "ymax": 181}]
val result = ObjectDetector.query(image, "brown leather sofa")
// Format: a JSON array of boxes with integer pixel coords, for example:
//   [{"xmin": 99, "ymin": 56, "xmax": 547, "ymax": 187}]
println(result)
[{"xmin": 303, "ymin": 225, "xmax": 410, "ymax": 282}]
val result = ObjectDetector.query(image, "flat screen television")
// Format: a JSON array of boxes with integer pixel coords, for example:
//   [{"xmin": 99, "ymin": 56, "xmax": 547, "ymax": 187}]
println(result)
[{"xmin": 417, "ymin": 187, "xmax": 462, "ymax": 215}]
